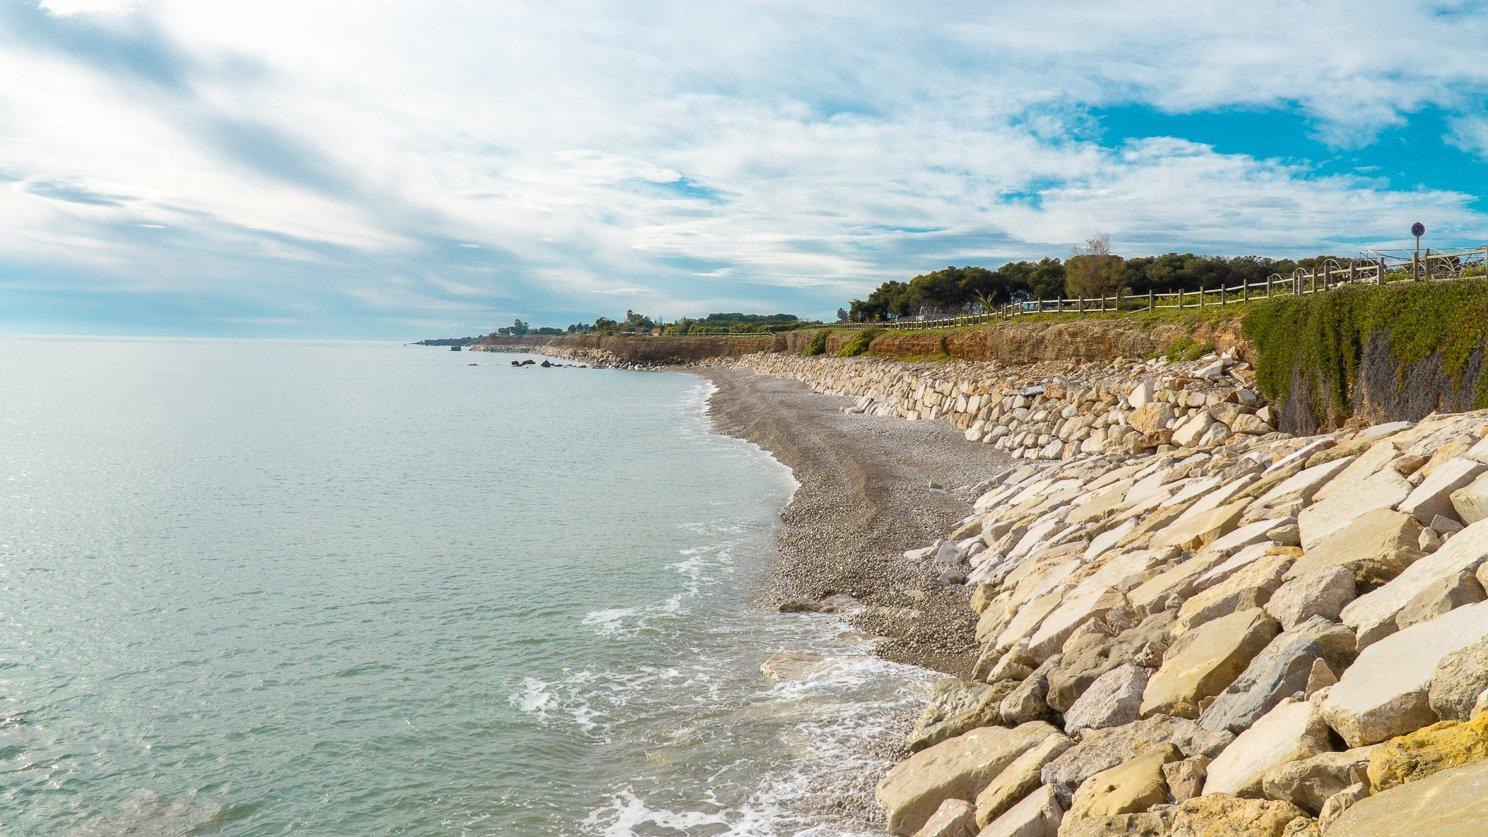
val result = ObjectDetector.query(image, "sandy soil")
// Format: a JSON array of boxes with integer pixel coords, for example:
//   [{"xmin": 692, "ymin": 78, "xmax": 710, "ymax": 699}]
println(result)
[{"xmin": 699, "ymin": 367, "xmax": 1012, "ymax": 676}]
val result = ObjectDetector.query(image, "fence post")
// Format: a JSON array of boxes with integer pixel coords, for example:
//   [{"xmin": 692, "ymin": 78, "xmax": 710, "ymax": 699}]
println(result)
[
  {"xmin": 1199, "ymin": 284, "xmax": 1205, "ymax": 308},
  {"xmin": 1378, "ymin": 260, "xmax": 1386, "ymax": 286},
  {"xmin": 1348, "ymin": 263, "xmax": 1356, "ymax": 284},
  {"xmin": 1036, "ymin": 295, "xmax": 1043, "ymax": 314},
  {"xmin": 1116, "ymin": 288, "xmax": 1122, "ymax": 313},
  {"xmin": 1077, "ymin": 296, "xmax": 1083, "ymax": 314},
  {"xmin": 1148, "ymin": 289, "xmax": 1154, "ymax": 311},
  {"xmin": 1242, "ymin": 281, "xmax": 1248, "ymax": 303},
  {"xmin": 1266, "ymin": 275, "xmax": 1273, "ymax": 297}
]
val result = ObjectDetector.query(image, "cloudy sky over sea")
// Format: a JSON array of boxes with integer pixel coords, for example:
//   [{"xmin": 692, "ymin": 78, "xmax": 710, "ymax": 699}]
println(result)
[{"xmin": 4, "ymin": 1, "xmax": 1488, "ymax": 336}]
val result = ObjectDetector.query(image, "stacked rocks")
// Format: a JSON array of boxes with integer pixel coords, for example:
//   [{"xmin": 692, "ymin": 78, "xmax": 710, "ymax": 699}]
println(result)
[
  {"xmin": 717, "ymin": 352, "xmax": 1274, "ymax": 460},
  {"xmin": 879, "ymin": 409, "xmax": 1488, "ymax": 835}
]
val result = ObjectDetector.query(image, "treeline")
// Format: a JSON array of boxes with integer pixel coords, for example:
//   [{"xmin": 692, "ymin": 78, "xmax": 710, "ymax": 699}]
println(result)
[
  {"xmin": 846, "ymin": 253, "xmax": 1350, "ymax": 322},
  {"xmin": 486, "ymin": 311, "xmax": 819, "ymax": 338}
]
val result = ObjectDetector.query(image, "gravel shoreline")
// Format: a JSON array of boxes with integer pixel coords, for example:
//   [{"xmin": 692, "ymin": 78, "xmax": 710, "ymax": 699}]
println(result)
[{"xmin": 699, "ymin": 367, "xmax": 1012, "ymax": 675}]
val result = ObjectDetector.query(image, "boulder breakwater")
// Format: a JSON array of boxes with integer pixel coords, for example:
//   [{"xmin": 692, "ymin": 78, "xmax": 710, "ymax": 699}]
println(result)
[{"xmin": 711, "ymin": 351, "xmax": 1488, "ymax": 835}]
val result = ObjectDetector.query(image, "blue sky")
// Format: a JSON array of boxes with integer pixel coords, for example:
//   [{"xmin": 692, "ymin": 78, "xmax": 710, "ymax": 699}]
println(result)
[{"xmin": 4, "ymin": 1, "xmax": 1488, "ymax": 338}]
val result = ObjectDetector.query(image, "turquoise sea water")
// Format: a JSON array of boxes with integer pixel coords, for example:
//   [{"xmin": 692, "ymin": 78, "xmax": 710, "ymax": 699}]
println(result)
[{"xmin": 0, "ymin": 338, "xmax": 932, "ymax": 835}]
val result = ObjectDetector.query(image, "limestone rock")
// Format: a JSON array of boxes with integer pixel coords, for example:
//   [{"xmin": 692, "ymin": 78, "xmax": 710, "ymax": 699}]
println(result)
[
  {"xmin": 1064, "ymin": 664, "xmax": 1149, "ymax": 734},
  {"xmin": 1064, "ymin": 744, "xmax": 1179, "ymax": 829},
  {"xmin": 1297, "ymin": 469, "xmax": 1411, "ymax": 550},
  {"xmin": 1265, "ymin": 566, "xmax": 1356, "ymax": 630},
  {"xmin": 876, "ymin": 722, "xmax": 1058, "ymax": 834},
  {"xmin": 1316, "ymin": 782, "xmax": 1367, "ymax": 832},
  {"xmin": 912, "ymin": 798, "xmax": 976, "ymax": 837},
  {"xmin": 1366, "ymin": 714, "xmax": 1488, "ymax": 792},
  {"xmin": 1203, "ymin": 699, "xmax": 1332, "ymax": 797},
  {"xmin": 1401, "ymin": 456, "xmax": 1488, "ymax": 525},
  {"xmin": 1150, "ymin": 500, "xmax": 1248, "ymax": 551},
  {"xmin": 1393, "ymin": 567, "xmax": 1487, "ymax": 636},
  {"xmin": 1199, "ymin": 617, "xmax": 1356, "ymax": 734},
  {"xmin": 1451, "ymin": 471, "xmax": 1488, "ymax": 525},
  {"xmin": 1166, "ymin": 795, "xmax": 1307, "ymax": 837},
  {"xmin": 1041, "ymin": 715, "xmax": 1232, "ymax": 799},
  {"xmin": 1162, "ymin": 755, "xmax": 1209, "ymax": 803},
  {"xmin": 980, "ymin": 783, "xmax": 1063, "ymax": 837},
  {"xmin": 1430, "ymin": 637, "xmax": 1488, "ymax": 721},
  {"xmin": 1259, "ymin": 747, "xmax": 1372, "ymax": 815},
  {"xmin": 1326, "ymin": 760, "xmax": 1488, "ymax": 835},
  {"xmin": 907, "ymin": 678, "xmax": 1007, "ymax": 752},
  {"xmin": 1141, "ymin": 607, "xmax": 1279, "ymax": 719},
  {"xmin": 1047, "ymin": 610, "xmax": 1176, "ymax": 713},
  {"xmin": 1000, "ymin": 656, "xmax": 1061, "ymax": 725},
  {"xmin": 974, "ymin": 733, "xmax": 1072, "ymax": 827},
  {"xmin": 1341, "ymin": 518, "xmax": 1488, "ymax": 648},
  {"xmin": 1284, "ymin": 508, "xmax": 1424, "ymax": 590},
  {"xmin": 1173, "ymin": 554, "xmax": 1290, "ymax": 635},
  {"xmin": 1323, "ymin": 600, "xmax": 1488, "ymax": 747},
  {"xmin": 1129, "ymin": 402, "xmax": 1174, "ymax": 436}
]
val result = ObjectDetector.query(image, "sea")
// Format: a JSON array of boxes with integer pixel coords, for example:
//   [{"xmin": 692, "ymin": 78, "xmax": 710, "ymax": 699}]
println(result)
[{"xmin": 0, "ymin": 337, "xmax": 936, "ymax": 835}]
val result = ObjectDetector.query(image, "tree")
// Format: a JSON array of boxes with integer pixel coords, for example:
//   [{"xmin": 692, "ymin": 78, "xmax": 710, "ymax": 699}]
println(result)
[{"xmin": 1065, "ymin": 234, "xmax": 1125, "ymax": 299}]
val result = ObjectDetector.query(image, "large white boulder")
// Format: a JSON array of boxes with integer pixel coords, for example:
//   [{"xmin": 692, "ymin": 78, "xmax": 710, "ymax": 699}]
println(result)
[
  {"xmin": 1203, "ymin": 699, "xmax": 1331, "ymax": 796},
  {"xmin": 1341, "ymin": 518, "xmax": 1488, "ymax": 647},
  {"xmin": 877, "ymin": 722, "xmax": 1058, "ymax": 834},
  {"xmin": 1298, "ymin": 468, "xmax": 1411, "ymax": 550},
  {"xmin": 1323, "ymin": 600, "xmax": 1488, "ymax": 747}
]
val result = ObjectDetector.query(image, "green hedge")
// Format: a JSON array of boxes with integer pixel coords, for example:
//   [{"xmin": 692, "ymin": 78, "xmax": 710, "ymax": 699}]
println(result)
[
  {"xmin": 838, "ymin": 328, "xmax": 881, "ymax": 357},
  {"xmin": 1242, "ymin": 279, "xmax": 1488, "ymax": 422}
]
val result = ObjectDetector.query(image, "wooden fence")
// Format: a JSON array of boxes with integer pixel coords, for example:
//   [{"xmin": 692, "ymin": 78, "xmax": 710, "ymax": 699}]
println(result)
[{"xmin": 835, "ymin": 246, "xmax": 1488, "ymax": 330}]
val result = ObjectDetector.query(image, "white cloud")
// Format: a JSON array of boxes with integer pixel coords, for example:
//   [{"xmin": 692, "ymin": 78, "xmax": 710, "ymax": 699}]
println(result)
[
  {"xmin": 3, "ymin": 0, "xmax": 1488, "ymax": 333},
  {"xmin": 38, "ymin": 0, "xmax": 141, "ymax": 17}
]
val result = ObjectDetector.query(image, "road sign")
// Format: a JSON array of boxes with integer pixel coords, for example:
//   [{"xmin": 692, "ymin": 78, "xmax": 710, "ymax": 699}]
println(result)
[{"xmin": 1412, "ymin": 221, "xmax": 1427, "ymax": 237}]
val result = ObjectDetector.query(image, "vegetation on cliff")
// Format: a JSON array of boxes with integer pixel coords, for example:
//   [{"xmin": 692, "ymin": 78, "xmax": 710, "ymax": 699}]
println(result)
[{"xmin": 1243, "ymin": 278, "xmax": 1488, "ymax": 426}]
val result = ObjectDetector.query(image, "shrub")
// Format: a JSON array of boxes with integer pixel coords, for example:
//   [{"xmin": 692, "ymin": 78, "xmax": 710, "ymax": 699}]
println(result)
[
  {"xmin": 805, "ymin": 329, "xmax": 829, "ymax": 356},
  {"xmin": 838, "ymin": 328, "xmax": 881, "ymax": 357}
]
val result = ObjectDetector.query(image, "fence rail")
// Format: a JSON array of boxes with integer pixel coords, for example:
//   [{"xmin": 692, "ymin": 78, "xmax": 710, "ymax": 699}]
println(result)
[{"xmin": 829, "ymin": 245, "xmax": 1488, "ymax": 330}]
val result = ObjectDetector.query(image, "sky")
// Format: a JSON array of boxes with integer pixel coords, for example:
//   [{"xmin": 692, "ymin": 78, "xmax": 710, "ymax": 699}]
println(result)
[{"xmin": 4, "ymin": 1, "xmax": 1488, "ymax": 338}]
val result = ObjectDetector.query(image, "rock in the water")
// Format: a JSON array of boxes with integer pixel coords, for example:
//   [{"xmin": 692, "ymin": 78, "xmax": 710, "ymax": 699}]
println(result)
[
  {"xmin": 1166, "ymin": 794, "xmax": 1307, "ymax": 837},
  {"xmin": 1140, "ymin": 607, "xmax": 1279, "ymax": 719},
  {"xmin": 980, "ymin": 783, "xmax": 1063, "ymax": 837},
  {"xmin": 905, "ymin": 680, "xmax": 1002, "ymax": 753},
  {"xmin": 974, "ymin": 732, "xmax": 1072, "ymax": 827},
  {"xmin": 1265, "ymin": 566, "xmax": 1356, "ymax": 630},
  {"xmin": 1326, "ymin": 760, "xmax": 1488, "ymax": 835},
  {"xmin": 1064, "ymin": 664, "xmax": 1149, "ymax": 734},
  {"xmin": 1259, "ymin": 747, "xmax": 1372, "ymax": 815},
  {"xmin": 1198, "ymin": 617, "xmax": 1356, "ymax": 734},
  {"xmin": 760, "ymin": 651, "xmax": 827, "ymax": 680},
  {"xmin": 1063, "ymin": 744, "xmax": 1179, "ymax": 832},
  {"xmin": 1430, "ymin": 637, "xmax": 1488, "ymax": 721},
  {"xmin": 1203, "ymin": 699, "xmax": 1331, "ymax": 796},
  {"xmin": 1323, "ymin": 600, "xmax": 1488, "ymax": 747},
  {"xmin": 876, "ymin": 722, "xmax": 1058, "ymax": 835},
  {"xmin": 912, "ymin": 798, "xmax": 977, "ymax": 837},
  {"xmin": 1366, "ymin": 714, "xmax": 1488, "ymax": 792}
]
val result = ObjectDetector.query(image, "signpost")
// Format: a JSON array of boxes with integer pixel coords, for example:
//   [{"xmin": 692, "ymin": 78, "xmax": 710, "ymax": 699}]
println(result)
[{"xmin": 1412, "ymin": 221, "xmax": 1427, "ymax": 281}]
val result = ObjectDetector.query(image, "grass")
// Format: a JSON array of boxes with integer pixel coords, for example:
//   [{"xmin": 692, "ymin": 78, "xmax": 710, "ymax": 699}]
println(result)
[
  {"xmin": 1161, "ymin": 337, "xmax": 1216, "ymax": 362},
  {"xmin": 1242, "ymin": 278, "xmax": 1488, "ymax": 422},
  {"xmin": 838, "ymin": 328, "xmax": 881, "ymax": 357}
]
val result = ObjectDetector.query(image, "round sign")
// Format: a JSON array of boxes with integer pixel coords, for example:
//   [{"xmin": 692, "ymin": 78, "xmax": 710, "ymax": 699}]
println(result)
[{"xmin": 1412, "ymin": 221, "xmax": 1426, "ymax": 237}]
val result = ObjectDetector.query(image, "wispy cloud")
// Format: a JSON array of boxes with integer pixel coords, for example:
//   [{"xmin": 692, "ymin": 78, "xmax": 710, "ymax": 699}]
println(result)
[{"xmin": 3, "ymin": 0, "xmax": 1488, "ymax": 337}]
